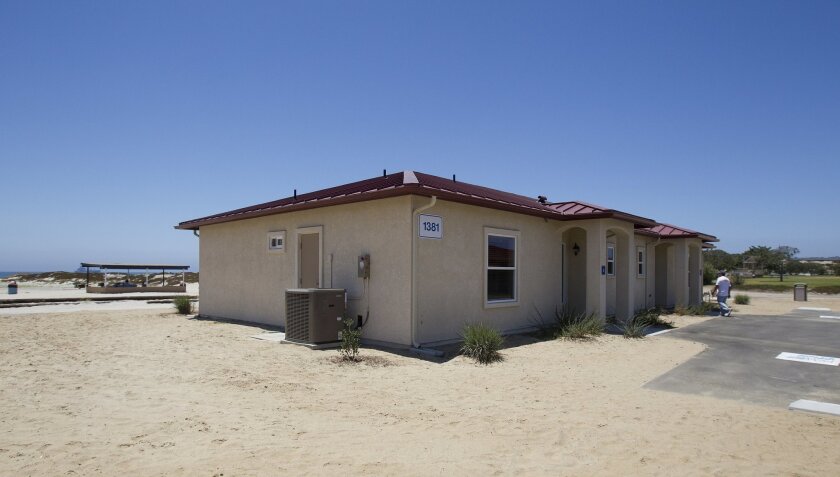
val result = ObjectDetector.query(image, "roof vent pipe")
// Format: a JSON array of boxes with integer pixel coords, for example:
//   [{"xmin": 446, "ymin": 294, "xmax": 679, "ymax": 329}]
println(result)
[
  {"xmin": 294, "ymin": 189, "xmax": 297, "ymax": 200},
  {"xmin": 383, "ymin": 169, "xmax": 386, "ymax": 177},
  {"xmin": 452, "ymin": 174, "xmax": 456, "ymax": 182}
]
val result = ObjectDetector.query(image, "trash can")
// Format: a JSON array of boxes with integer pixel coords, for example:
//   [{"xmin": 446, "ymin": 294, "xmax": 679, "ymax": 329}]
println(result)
[
  {"xmin": 7, "ymin": 281, "xmax": 18, "ymax": 295},
  {"xmin": 793, "ymin": 283, "xmax": 807, "ymax": 302}
]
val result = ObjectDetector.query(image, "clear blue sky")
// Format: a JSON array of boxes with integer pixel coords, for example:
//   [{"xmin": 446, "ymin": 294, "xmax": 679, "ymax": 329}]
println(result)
[{"xmin": 2, "ymin": 1, "xmax": 838, "ymax": 271}]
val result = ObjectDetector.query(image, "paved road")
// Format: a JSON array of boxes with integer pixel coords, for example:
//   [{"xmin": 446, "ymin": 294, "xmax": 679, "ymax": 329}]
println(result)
[{"xmin": 645, "ymin": 309, "xmax": 840, "ymax": 408}]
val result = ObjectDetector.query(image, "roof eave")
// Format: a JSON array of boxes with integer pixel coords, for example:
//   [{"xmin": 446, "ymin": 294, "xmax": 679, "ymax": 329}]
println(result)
[{"xmin": 175, "ymin": 186, "xmax": 416, "ymax": 230}]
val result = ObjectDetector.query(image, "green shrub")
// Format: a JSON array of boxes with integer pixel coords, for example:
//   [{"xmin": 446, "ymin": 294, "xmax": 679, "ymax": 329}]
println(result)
[
  {"xmin": 703, "ymin": 263, "xmax": 717, "ymax": 285},
  {"xmin": 621, "ymin": 314, "xmax": 650, "ymax": 339},
  {"xmin": 339, "ymin": 318, "xmax": 362, "ymax": 361},
  {"xmin": 811, "ymin": 286, "xmax": 840, "ymax": 294},
  {"xmin": 675, "ymin": 302, "xmax": 717, "ymax": 316},
  {"xmin": 173, "ymin": 296, "xmax": 193, "ymax": 315},
  {"xmin": 732, "ymin": 274, "xmax": 745, "ymax": 286},
  {"xmin": 461, "ymin": 323, "xmax": 504, "ymax": 364},
  {"xmin": 734, "ymin": 294, "xmax": 750, "ymax": 305},
  {"xmin": 554, "ymin": 306, "xmax": 604, "ymax": 340},
  {"xmin": 634, "ymin": 308, "xmax": 674, "ymax": 328}
]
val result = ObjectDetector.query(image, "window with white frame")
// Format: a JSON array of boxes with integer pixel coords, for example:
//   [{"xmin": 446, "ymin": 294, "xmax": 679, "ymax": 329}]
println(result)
[
  {"xmin": 637, "ymin": 246, "xmax": 645, "ymax": 277},
  {"xmin": 268, "ymin": 231, "xmax": 286, "ymax": 252},
  {"xmin": 485, "ymin": 229, "xmax": 518, "ymax": 304},
  {"xmin": 606, "ymin": 244, "xmax": 615, "ymax": 276}
]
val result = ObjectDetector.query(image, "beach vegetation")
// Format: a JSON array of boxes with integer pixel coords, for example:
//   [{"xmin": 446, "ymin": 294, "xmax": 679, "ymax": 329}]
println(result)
[
  {"xmin": 554, "ymin": 306, "xmax": 604, "ymax": 340},
  {"xmin": 173, "ymin": 296, "xmax": 193, "ymax": 314},
  {"xmin": 634, "ymin": 308, "xmax": 673, "ymax": 328},
  {"xmin": 339, "ymin": 317, "xmax": 362, "ymax": 361},
  {"xmin": 674, "ymin": 302, "xmax": 717, "ymax": 316},
  {"xmin": 620, "ymin": 314, "xmax": 650, "ymax": 339},
  {"xmin": 461, "ymin": 323, "xmax": 504, "ymax": 364}
]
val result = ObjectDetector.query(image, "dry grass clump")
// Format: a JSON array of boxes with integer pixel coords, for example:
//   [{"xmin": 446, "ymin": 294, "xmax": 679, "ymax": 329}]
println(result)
[
  {"xmin": 173, "ymin": 296, "xmax": 193, "ymax": 315},
  {"xmin": 461, "ymin": 323, "xmax": 504, "ymax": 364}
]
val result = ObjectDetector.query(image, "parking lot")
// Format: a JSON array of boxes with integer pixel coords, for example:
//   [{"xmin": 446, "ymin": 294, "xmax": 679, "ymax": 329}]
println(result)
[{"xmin": 647, "ymin": 308, "xmax": 840, "ymax": 410}]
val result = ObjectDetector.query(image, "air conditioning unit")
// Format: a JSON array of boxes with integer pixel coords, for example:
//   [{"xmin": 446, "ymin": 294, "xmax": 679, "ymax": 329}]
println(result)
[{"xmin": 285, "ymin": 288, "xmax": 346, "ymax": 344}]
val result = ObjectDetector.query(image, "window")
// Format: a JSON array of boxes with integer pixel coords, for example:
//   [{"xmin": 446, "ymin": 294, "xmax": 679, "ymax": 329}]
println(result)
[
  {"xmin": 637, "ymin": 246, "xmax": 645, "ymax": 277},
  {"xmin": 485, "ymin": 228, "xmax": 518, "ymax": 305},
  {"xmin": 268, "ymin": 231, "xmax": 286, "ymax": 252},
  {"xmin": 606, "ymin": 244, "xmax": 615, "ymax": 276}
]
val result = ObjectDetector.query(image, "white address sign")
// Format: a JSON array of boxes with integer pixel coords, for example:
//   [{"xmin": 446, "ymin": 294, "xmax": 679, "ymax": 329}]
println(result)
[{"xmin": 418, "ymin": 214, "xmax": 443, "ymax": 239}]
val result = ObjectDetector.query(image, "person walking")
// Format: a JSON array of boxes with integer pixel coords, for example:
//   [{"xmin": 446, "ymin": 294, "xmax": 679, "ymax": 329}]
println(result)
[{"xmin": 711, "ymin": 271, "xmax": 733, "ymax": 317}]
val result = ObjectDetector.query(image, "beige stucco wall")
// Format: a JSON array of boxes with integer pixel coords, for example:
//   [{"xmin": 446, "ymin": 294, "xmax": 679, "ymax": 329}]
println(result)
[
  {"xmin": 564, "ymin": 227, "xmax": 587, "ymax": 312},
  {"xmin": 197, "ymin": 192, "xmax": 708, "ymax": 346},
  {"xmin": 413, "ymin": 198, "xmax": 564, "ymax": 345},
  {"xmin": 199, "ymin": 196, "xmax": 414, "ymax": 345},
  {"xmin": 634, "ymin": 235, "xmax": 655, "ymax": 310}
]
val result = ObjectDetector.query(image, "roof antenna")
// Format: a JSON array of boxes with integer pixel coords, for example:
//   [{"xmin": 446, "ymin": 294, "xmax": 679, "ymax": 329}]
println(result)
[
  {"xmin": 452, "ymin": 174, "xmax": 456, "ymax": 182},
  {"xmin": 294, "ymin": 189, "xmax": 297, "ymax": 200},
  {"xmin": 383, "ymin": 169, "xmax": 386, "ymax": 177}
]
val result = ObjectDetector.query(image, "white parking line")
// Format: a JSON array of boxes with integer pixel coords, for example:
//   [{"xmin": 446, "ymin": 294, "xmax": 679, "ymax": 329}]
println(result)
[
  {"xmin": 819, "ymin": 315, "xmax": 840, "ymax": 320},
  {"xmin": 776, "ymin": 352, "xmax": 840, "ymax": 366},
  {"xmin": 798, "ymin": 307, "xmax": 831, "ymax": 311},
  {"xmin": 789, "ymin": 399, "xmax": 840, "ymax": 417}
]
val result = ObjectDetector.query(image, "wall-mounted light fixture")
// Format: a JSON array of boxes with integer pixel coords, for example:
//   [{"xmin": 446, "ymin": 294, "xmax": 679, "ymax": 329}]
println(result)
[{"xmin": 573, "ymin": 243, "xmax": 580, "ymax": 256}]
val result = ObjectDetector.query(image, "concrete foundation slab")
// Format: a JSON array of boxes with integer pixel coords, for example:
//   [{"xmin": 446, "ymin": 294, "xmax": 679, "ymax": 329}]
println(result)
[
  {"xmin": 251, "ymin": 332, "xmax": 286, "ymax": 342},
  {"xmin": 789, "ymin": 399, "xmax": 840, "ymax": 417}
]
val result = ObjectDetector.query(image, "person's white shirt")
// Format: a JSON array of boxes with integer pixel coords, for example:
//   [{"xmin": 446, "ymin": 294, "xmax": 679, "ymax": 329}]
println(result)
[{"xmin": 715, "ymin": 276, "xmax": 731, "ymax": 297}]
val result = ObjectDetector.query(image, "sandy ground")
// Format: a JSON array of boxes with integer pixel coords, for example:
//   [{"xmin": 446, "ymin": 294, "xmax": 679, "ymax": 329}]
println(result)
[
  {"xmin": 1, "ymin": 307, "xmax": 838, "ymax": 476},
  {"xmin": 701, "ymin": 286, "xmax": 840, "ymax": 316}
]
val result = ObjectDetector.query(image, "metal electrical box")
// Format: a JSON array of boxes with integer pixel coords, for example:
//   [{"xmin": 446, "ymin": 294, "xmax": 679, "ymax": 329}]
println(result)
[
  {"xmin": 358, "ymin": 254, "xmax": 370, "ymax": 278},
  {"xmin": 285, "ymin": 288, "xmax": 346, "ymax": 344}
]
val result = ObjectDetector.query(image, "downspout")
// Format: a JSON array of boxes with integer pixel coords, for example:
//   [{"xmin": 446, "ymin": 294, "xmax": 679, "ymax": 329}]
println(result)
[
  {"xmin": 193, "ymin": 230, "xmax": 200, "ymax": 238},
  {"xmin": 411, "ymin": 195, "xmax": 437, "ymax": 349}
]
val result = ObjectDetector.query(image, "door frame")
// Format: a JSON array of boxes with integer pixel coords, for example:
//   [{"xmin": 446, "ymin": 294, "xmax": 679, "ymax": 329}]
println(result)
[{"xmin": 295, "ymin": 226, "xmax": 323, "ymax": 288}]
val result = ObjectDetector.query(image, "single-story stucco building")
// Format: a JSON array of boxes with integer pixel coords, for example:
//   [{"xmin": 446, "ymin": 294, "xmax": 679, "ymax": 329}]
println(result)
[{"xmin": 176, "ymin": 171, "xmax": 716, "ymax": 348}]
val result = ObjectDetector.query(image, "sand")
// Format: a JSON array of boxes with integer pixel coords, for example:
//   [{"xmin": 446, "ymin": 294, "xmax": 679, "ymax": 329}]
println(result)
[{"xmin": 1, "ymin": 303, "xmax": 838, "ymax": 475}]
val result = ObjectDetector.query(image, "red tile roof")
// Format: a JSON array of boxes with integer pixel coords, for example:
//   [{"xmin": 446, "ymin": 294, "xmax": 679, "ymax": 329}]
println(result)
[
  {"xmin": 175, "ymin": 170, "xmax": 715, "ymax": 242},
  {"xmin": 547, "ymin": 201, "xmax": 608, "ymax": 215},
  {"xmin": 638, "ymin": 223, "xmax": 717, "ymax": 242}
]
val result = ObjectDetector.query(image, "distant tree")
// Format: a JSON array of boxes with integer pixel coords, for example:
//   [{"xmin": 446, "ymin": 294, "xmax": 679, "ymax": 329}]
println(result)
[
  {"xmin": 702, "ymin": 262, "xmax": 717, "ymax": 285},
  {"xmin": 775, "ymin": 245, "xmax": 800, "ymax": 281},
  {"xmin": 775, "ymin": 245, "xmax": 800, "ymax": 260},
  {"xmin": 784, "ymin": 260, "xmax": 806, "ymax": 275},
  {"xmin": 743, "ymin": 246, "xmax": 783, "ymax": 273},
  {"xmin": 806, "ymin": 263, "xmax": 828, "ymax": 276},
  {"xmin": 833, "ymin": 263, "xmax": 840, "ymax": 276},
  {"xmin": 703, "ymin": 249, "xmax": 740, "ymax": 272}
]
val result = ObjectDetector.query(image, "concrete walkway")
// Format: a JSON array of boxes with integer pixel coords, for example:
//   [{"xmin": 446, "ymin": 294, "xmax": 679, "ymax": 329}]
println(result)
[{"xmin": 646, "ymin": 309, "xmax": 840, "ymax": 409}]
